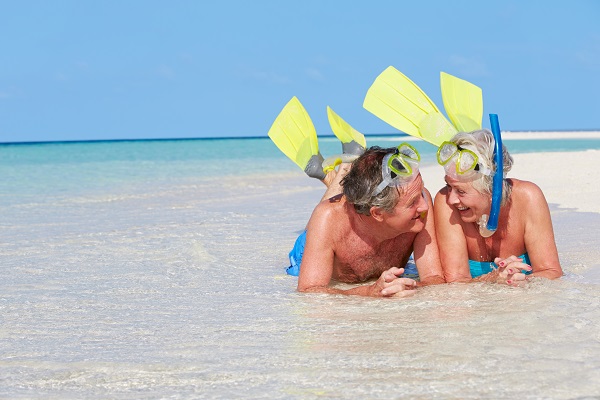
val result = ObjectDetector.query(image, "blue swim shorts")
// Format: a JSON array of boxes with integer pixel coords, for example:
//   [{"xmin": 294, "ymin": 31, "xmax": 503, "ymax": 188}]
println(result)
[{"xmin": 286, "ymin": 230, "xmax": 418, "ymax": 278}]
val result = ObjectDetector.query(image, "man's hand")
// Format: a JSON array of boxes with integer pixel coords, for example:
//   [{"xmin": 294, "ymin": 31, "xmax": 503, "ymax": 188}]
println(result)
[{"xmin": 370, "ymin": 267, "xmax": 417, "ymax": 297}]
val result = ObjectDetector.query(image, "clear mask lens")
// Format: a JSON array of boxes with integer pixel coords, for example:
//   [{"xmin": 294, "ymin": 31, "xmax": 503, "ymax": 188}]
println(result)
[
  {"xmin": 437, "ymin": 141, "xmax": 486, "ymax": 180},
  {"xmin": 372, "ymin": 143, "xmax": 420, "ymax": 197},
  {"xmin": 437, "ymin": 142, "xmax": 457, "ymax": 165},
  {"xmin": 456, "ymin": 149, "xmax": 478, "ymax": 174},
  {"xmin": 389, "ymin": 156, "xmax": 411, "ymax": 177},
  {"xmin": 397, "ymin": 143, "xmax": 420, "ymax": 161}
]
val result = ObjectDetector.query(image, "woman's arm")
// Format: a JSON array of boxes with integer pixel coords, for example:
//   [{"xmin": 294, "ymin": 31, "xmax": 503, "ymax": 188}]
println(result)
[
  {"xmin": 433, "ymin": 188, "xmax": 472, "ymax": 282},
  {"xmin": 519, "ymin": 181, "xmax": 563, "ymax": 279}
]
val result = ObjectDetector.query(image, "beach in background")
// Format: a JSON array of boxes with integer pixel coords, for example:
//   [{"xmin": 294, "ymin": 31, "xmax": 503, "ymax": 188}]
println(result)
[
  {"xmin": 420, "ymin": 136, "xmax": 600, "ymax": 214},
  {"xmin": 1, "ymin": 132, "xmax": 600, "ymax": 398}
]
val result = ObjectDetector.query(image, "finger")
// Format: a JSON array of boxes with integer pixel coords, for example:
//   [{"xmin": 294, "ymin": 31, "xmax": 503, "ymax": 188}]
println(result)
[
  {"xmin": 381, "ymin": 278, "xmax": 416, "ymax": 296},
  {"xmin": 495, "ymin": 255, "xmax": 522, "ymax": 268},
  {"xmin": 499, "ymin": 265, "xmax": 525, "ymax": 279},
  {"xmin": 391, "ymin": 289, "xmax": 417, "ymax": 298},
  {"xmin": 520, "ymin": 263, "xmax": 533, "ymax": 272},
  {"xmin": 504, "ymin": 262, "xmax": 532, "ymax": 275},
  {"xmin": 509, "ymin": 272, "xmax": 527, "ymax": 281},
  {"xmin": 384, "ymin": 267, "xmax": 404, "ymax": 282},
  {"xmin": 397, "ymin": 278, "xmax": 417, "ymax": 288},
  {"xmin": 506, "ymin": 272, "xmax": 529, "ymax": 286}
]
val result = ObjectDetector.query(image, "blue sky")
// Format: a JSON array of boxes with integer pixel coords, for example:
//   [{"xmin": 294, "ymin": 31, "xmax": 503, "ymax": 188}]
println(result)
[{"xmin": 1, "ymin": 1, "xmax": 599, "ymax": 143}]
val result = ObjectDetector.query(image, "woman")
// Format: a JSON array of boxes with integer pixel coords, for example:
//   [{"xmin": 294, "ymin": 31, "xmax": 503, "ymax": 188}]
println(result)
[{"xmin": 434, "ymin": 129, "xmax": 563, "ymax": 284}]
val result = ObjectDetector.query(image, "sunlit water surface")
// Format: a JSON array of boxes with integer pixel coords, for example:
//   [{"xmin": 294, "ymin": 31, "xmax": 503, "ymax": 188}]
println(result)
[{"xmin": 1, "ymin": 138, "xmax": 599, "ymax": 399}]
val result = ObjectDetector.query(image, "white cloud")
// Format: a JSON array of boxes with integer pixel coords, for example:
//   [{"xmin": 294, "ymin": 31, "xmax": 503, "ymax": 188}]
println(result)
[
  {"xmin": 238, "ymin": 67, "xmax": 292, "ymax": 85},
  {"xmin": 55, "ymin": 72, "xmax": 69, "ymax": 82},
  {"xmin": 0, "ymin": 86, "xmax": 24, "ymax": 100},
  {"xmin": 305, "ymin": 67, "xmax": 325, "ymax": 82},
  {"xmin": 157, "ymin": 65, "xmax": 175, "ymax": 80},
  {"xmin": 448, "ymin": 55, "xmax": 489, "ymax": 77},
  {"xmin": 575, "ymin": 34, "xmax": 600, "ymax": 71},
  {"xmin": 76, "ymin": 61, "xmax": 90, "ymax": 70}
]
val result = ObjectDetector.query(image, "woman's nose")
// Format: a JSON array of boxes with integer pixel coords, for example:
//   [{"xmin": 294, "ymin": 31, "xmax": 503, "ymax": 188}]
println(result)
[{"xmin": 447, "ymin": 189, "xmax": 459, "ymax": 205}]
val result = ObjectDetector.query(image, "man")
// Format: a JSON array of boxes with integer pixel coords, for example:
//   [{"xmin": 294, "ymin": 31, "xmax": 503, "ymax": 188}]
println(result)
[{"xmin": 295, "ymin": 145, "xmax": 445, "ymax": 297}]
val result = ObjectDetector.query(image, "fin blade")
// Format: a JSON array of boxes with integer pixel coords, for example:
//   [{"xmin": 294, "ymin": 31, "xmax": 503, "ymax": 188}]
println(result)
[
  {"xmin": 268, "ymin": 96, "xmax": 319, "ymax": 170},
  {"xmin": 364, "ymin": 66, "xmax": 456, "ymax": 145},
  {"xmin": 326, "ymin": 106, "xmax": 367, "ymax": 151},
  {"xmin": 440, "ymin": 72, "xmax": 483, "ymax": 132}
]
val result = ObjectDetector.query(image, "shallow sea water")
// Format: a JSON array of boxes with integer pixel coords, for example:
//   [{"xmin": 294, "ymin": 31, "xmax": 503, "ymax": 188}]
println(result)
[{"xmin": 1, "ymin": 139, "xmax": 600, "ymax": 399}]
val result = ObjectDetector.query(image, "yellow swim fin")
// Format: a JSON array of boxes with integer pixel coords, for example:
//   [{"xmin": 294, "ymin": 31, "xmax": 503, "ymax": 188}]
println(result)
[
  {"xmin": 363, "ymin": 66, "xmax": 457, "ymax": 146},
  {"xmin": 440, "ymin": 72, "xmax": 483, "ymax": 132},
  {"xmin": 268, "ymin": 96, "xmax": 325, "ymax": 179},
  {"xmin": 326, "ymin": 106, "xmax": 366, "ymax": 155}
]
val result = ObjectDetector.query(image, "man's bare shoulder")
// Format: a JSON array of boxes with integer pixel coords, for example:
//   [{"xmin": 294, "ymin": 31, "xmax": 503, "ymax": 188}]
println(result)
[
  {"xmin": 310, "ymin": 193, "xmax": 351, "ymax": 233},
  {"xmin": 314, "ymin": 193, "xmax": 346, "ymax": 214}
]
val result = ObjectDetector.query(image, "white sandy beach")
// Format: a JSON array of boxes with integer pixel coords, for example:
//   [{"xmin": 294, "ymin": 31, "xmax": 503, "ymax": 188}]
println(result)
[{"xmin": 420, "ymin": 132, "xmax": 600, "ymax": 214}]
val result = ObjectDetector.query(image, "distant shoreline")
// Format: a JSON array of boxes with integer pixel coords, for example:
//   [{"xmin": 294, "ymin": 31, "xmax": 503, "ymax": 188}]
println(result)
[
  {"xmin": 2, "ymin": 130, "xmax": 600, "ymax": 145},
  {"xmin": 421, "ymin": 148, "xmax": 600, "ymax": 214}
]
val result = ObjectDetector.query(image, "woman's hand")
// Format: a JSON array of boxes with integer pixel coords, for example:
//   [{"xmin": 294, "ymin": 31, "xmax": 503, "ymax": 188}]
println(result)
[{"xmin": 494, "ymin": 255, "xmax": 532, "ymax": 286}]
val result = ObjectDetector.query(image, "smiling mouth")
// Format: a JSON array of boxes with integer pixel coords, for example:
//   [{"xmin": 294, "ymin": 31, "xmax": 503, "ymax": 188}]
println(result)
[
  {"xmin": 456, "ymin": 206, "xmax": 470, "ymax": 212},
  {"xmin": 412, "ymin": 211, "xmax": 426, "ymax": 220}
]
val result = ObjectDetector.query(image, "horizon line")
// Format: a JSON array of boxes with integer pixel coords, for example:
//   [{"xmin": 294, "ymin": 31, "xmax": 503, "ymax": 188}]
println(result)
[{"xmin": 2, "ymin": 129, "xmax": 600, "ymax": 146}]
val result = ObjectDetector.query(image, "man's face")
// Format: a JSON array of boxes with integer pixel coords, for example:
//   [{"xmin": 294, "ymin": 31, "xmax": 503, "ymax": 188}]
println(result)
[{"xmin": 384, "ymin": 174, "xmax": 428, "ymax": 233}]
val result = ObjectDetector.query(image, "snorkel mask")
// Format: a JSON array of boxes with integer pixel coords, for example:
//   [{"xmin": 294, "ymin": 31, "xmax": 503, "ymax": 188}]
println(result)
[
  {"xmin": 371, "ymin": 143, "xmax": 420, "ymax": 197},
  {"xmin": 437, "ymin": 119, "xmax": 505, "ymax": 237},
  {"xmin": 437, "ymin": 141, "xmax": 493, "ymax": 181}
]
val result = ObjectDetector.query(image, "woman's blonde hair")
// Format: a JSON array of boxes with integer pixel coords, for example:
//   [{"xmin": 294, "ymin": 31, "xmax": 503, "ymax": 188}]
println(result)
[{"xmin": 451, "ymin": 129, "xmax": 513, "ymax": 205}]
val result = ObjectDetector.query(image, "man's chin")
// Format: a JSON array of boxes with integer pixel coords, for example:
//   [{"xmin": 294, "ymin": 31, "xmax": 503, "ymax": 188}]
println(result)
[{"xmin": 409, "ymin": 217, "xmax": 426, "ymax": 232}]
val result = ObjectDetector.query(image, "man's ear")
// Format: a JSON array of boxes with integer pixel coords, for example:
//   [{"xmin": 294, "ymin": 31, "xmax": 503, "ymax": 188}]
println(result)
[{"xmin": 370, "ymin": 206, "xmax": 385, "ymax": 222}]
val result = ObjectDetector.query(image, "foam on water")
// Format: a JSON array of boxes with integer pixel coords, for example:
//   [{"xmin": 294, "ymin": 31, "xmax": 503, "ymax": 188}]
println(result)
[{"xmin": 1, "ymin": 139, "xmax": 600, "ymax": 398}]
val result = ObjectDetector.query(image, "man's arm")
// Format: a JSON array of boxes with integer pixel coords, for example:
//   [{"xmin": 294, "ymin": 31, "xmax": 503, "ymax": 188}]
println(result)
[
  {"xmin": 297, "ymin": 202, "xmax": 416, "ymax": 297},
  {"xmin": 310, "ymin": 267, "xmax": 417, "ymax": 297},
  {"xmin": 296, "ymin": 202, "xmax": 337, "ymax": 292}
]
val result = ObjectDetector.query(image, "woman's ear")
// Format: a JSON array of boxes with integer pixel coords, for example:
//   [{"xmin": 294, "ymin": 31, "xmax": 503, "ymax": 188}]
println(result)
[{"xmin": 370, "ymin": 206, "xmax": 385, "ymax": 222}]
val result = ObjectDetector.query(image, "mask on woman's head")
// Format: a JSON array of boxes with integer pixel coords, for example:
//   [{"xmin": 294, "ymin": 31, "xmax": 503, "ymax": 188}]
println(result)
[{"xmin": 437, "ymin": 141, "xmax": 492, "ymax": 181}]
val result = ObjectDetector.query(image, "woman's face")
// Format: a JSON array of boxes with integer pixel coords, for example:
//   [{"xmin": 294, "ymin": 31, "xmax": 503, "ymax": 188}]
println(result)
[{"xmin": 444, "ymin": 175, "xmax": 490, "ymax": 223}]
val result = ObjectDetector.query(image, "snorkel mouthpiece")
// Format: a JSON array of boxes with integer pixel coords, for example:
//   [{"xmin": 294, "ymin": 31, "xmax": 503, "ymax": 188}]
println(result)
[{"xmin": 478, "ymin": 114, "xmax": 503, "ymax": 237}]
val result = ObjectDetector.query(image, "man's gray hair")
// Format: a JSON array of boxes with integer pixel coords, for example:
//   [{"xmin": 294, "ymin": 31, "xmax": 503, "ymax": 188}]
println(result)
[{"xmin": 342, "ymin": 146, "xmax": 405, "ymax": 215}]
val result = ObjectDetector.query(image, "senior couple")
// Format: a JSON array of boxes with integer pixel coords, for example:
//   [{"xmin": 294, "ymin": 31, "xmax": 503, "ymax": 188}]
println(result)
[{"xmin": 287, "ymin": 130, "xmax": 563, "ymax": 297}]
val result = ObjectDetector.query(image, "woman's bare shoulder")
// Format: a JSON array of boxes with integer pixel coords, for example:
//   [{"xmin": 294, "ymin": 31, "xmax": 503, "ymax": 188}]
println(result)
[
  {"xmin": 509, "ymin": 179, "xmax": 550, "ymax": 217},
  {"xmin": 509, "ymin": 178, "xmax": 546, "ymax": 201}
]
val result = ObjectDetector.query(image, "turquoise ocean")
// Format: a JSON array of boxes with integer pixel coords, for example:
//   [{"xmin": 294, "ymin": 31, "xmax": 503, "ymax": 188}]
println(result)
[{"xmin": 2, "ymin": 135, "xmax": 600, "ymax": 398}]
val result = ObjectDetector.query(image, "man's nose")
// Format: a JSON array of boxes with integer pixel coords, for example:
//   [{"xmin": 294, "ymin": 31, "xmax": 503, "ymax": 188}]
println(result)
[{"xmin": 418, "ymin": 192, "xmax": 429, "ymax": 212}]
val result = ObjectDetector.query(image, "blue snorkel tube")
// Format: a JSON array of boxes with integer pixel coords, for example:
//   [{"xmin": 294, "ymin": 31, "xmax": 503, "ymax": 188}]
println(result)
[{"xmin": 478, "ymin": 113, "xmax": 503, "ymax": 237}]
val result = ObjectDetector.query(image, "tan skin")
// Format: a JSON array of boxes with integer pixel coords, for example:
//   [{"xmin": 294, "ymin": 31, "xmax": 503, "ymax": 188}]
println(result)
[
  {"xmin": 298, "ymin": 173, "xmax": 445, "ymax": 297},
  {"xmin": 434, "ymin": 176, "xmax": 562, "ymax": 284}
]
